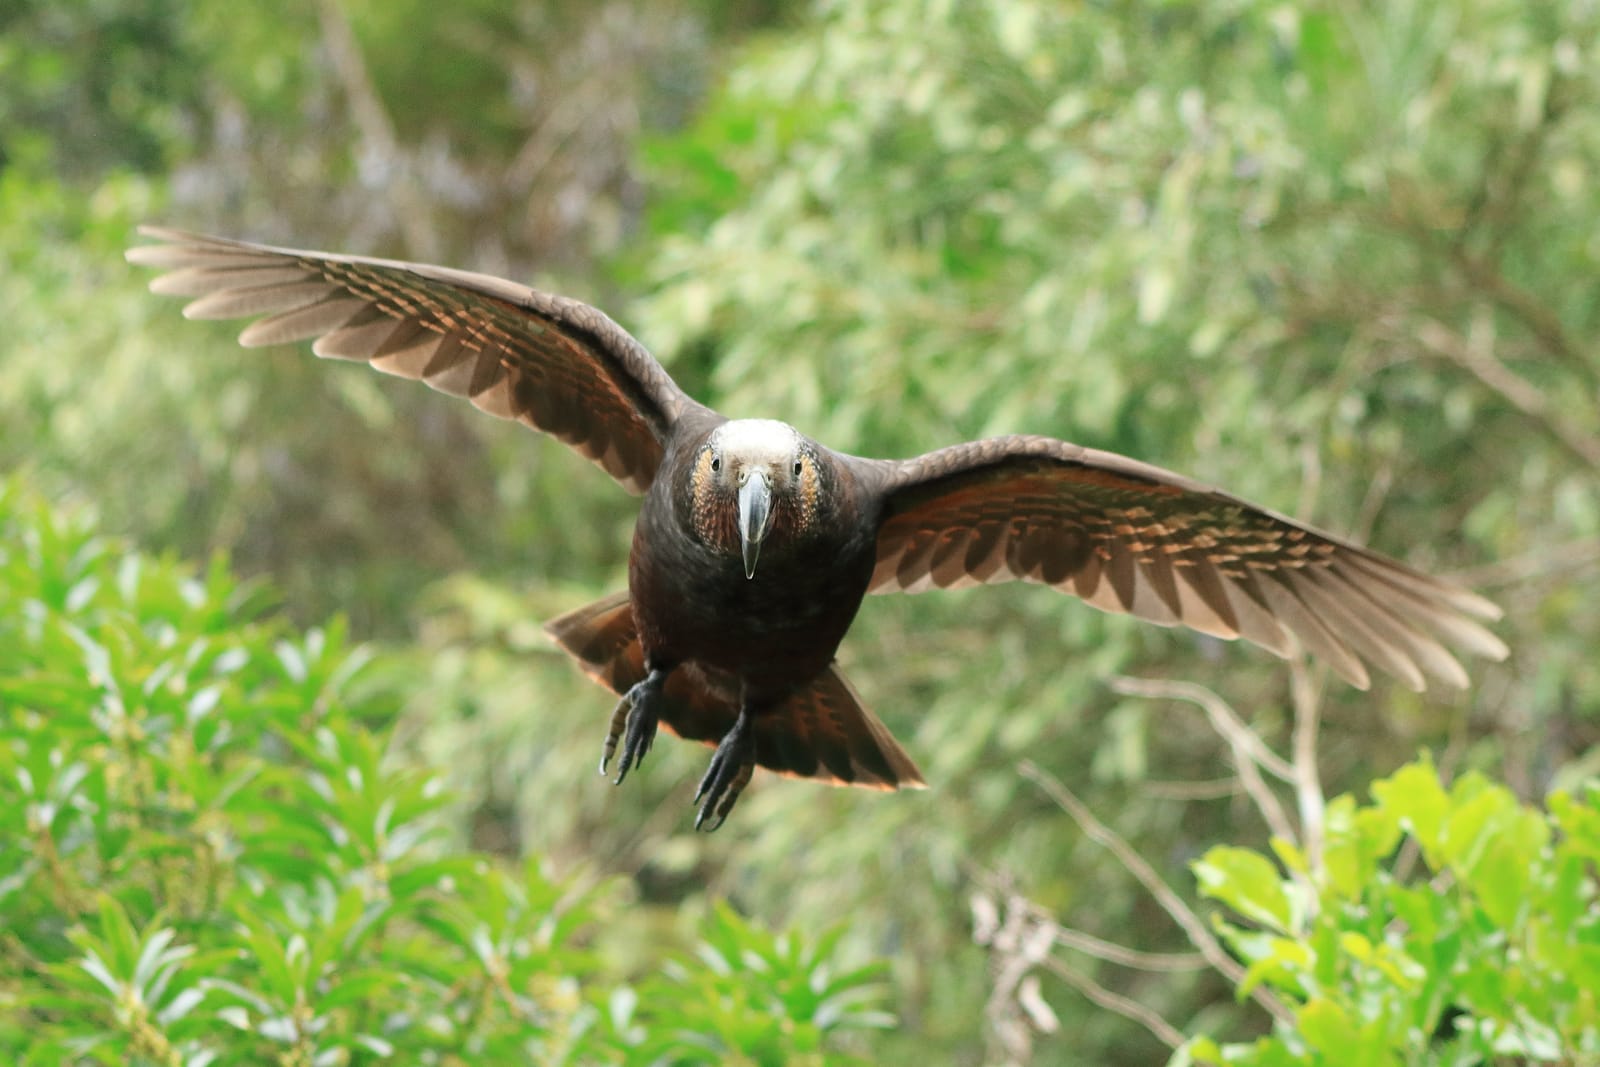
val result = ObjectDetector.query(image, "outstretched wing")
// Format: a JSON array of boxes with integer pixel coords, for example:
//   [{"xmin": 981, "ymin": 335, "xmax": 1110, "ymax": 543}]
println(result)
[
  {"xmin": 127, "ymin": 226, "xmax": 701, "ymax": 494},
  {"xmin": 862, "ymin": 436, "xmax": 1508, "ymax": 691}
]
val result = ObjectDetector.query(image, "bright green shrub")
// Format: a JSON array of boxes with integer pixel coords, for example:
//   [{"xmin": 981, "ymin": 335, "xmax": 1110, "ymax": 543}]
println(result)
[
  {"xmin": 0, "ymin": 478, "xmax": 891, "ymax": 1065},
  {"xmin": 1183, "ymin": 758, "xmax": 1600, "ymax": 1065}
]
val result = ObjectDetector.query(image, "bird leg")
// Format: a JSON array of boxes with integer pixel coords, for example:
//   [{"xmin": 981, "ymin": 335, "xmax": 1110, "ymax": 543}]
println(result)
[
  {"xmin": 600, "ymin": 666, "xmax": 669, "ymax": 784},
  {"xmin": 693, "ymin": 708, "xmax": 756, "ymax": 832}
]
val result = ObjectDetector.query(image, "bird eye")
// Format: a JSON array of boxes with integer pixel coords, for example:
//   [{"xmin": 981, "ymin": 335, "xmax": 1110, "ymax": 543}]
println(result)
[
  {"xmin": 710, "ymin": 455, "xmax": 721, "ymax": 473},
  {"xmin": 793, "ymin": 459, "xmax": 804, "ymax": 477}
]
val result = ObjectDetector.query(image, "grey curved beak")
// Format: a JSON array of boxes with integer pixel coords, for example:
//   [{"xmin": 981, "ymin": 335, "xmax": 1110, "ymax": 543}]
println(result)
[{"xmin": 738, "ymin": 470, "xmax": 774, "ymax": 579}]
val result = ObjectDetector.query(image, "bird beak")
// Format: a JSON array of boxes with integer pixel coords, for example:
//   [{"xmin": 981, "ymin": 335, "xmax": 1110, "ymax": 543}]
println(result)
[{"xmin": 738, "ymin": 470, "xmax": 774, "ymax": 579}]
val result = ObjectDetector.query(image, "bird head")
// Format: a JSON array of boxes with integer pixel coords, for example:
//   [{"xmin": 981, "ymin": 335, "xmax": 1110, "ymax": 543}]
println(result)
[{"xmin": 690, "ymin": 419, "xmax": 821, "ymax": 579}]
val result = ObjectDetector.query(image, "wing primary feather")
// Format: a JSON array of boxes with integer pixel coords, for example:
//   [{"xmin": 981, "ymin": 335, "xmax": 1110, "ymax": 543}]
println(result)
[
  {"xmin": 1133, "ymin": 525, "xmax": 1185, "ymax": 619},
  {"xmin": 129, "ymin": 227, "xmax": 688, "ymax": 495},
  {"xmin": 1341, "ymin": 551, "xmax": 1504, "ymax": 620},
  {"xmin": 128, "ymin": 245, "xmax": 275, "ymax": 270},
  {"xmin": 313, "ymin": 315, "xmax": 410, "ymax": 362},
  {"xmin": 420, "ymin": 336, "xmax": 479, "ymax": 395},
  {"xmin": 1102, "ymin": 540, "xmax": 1139, "ymax": 613},
  {"xmin": 1169, "ymin": 567, "xmax": 1239, "ymax": 639},
  {"xmin": 1293, "ymin": 567, "xmax": 1427, "ymax": 691},
  {"xmin": 184, "ymin": 281, "xmax": 333, "ymax": 320},
  {"xmin": 370, "ymin": 333, "xmax": 444, "ymax": 379},
  {"xmin": 963, "ymin": 521, "xmax": 1008, "ymax": 583},
  {"xmin": 237, "ymin": 297, "xmax": 370, "ymax": 346},
  {"xmin": 1173, "ymin": 553, "xmax": 1241, "ymax": 634},
  {"xmin": 1318, "ymin": 563, "xmax": 1473, "ymax": 688},
  {"xmin": 1220, "ymin": 570, "xmax": 1298, "ymax": 659},
  {"xmin": 1068, "ymin": 548, "xmax": 1103, "ymax": 600},
  {"xmin": 930, "ymin": 530, "xmax": 976, "ymax": 588},
  {"xmin": 1258, "ymin": 573, "xmax": 1371, "ymax": 688},
  {"xmin": 895, "ymin": 530, "xmax": 942, "ymax": 588},
  {"xmin": 1338, "ymin": 555, "xmax": 1510, "ymax": 660},
  {"xmin": 370, "ymin": 318, "xmax": 434, "ymax": 359},
  {"xmin": 150, "ymin": 265, "xmax": 310, "ymax": 297}
]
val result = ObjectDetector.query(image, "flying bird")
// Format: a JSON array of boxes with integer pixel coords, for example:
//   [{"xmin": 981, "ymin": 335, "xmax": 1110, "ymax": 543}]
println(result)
[{"xmin": 127, "ymin": 227, "xmax": 1509, "ymax": 829}]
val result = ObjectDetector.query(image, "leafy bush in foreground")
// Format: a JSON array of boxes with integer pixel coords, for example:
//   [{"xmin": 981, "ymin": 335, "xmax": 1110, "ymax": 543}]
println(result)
[
  {"xmin": 0, "ymin": 478, "xmax": 891, "ymax": 1065},
  {"xmin": 1182, "ymin": 758, "xmax": 1600, "ymax": 1066}
]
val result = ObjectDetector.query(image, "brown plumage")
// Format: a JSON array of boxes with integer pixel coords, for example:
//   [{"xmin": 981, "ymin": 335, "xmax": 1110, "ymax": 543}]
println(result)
[{"xmin": 127, "ymin": 227, "xmax": 1509, "ymax": 829}]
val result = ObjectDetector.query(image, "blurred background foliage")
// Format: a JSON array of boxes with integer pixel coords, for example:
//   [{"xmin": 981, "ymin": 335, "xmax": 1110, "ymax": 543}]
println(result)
[{"xmin": 3, "ymin": 0, "xmax": 1598, "ymax": 1062}]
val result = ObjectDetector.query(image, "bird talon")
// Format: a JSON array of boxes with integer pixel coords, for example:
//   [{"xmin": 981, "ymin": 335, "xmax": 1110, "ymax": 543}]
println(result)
[
  {"xmin": 606, "ymin": 670, "xmax": 665, "ymax": 786},
  {"xmin": 693, "ymin": 711, "xmax": 754, "ymax": 831}
]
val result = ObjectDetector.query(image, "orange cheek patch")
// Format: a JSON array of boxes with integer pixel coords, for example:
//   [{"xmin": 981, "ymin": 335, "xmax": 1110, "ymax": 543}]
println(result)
[
  {"xmin": 799, "ymin": 458, "xmax": 820, "ymax": 526},
  {"xmin": 689, "ymin": 449, "xmax": 734, "ymax": 549}
]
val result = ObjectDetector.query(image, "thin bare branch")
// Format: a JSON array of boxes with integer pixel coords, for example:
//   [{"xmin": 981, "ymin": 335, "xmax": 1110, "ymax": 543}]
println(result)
[
  {"xmin": 1295, "ymin": 439, "xmax": 1323, "ymax": 523},
  {"xmin": 1018, "ymin": 760, "xmax": 1295, "ymax": 1026},
  {"xmin": 1451, "ymin": 538, "xmax": 1600, "ymax": 588},
  {"xmin": 506, "ymin": 92, "xmax": 589, "ymax": 192},
  {"xmin": 1049, "ymin": 923, "xmax": 1208, "ymax": 973},
  {"xmin": 981, "ymin": 892, "xmax": 1212, "ymax": 972},
  {"xmin": 1231, "ymin": 736, "xmax": 1297, "ymax": 844},
  {"xmin": 315, "ymin": 0, "xmax": 436, "ymax": 258},
  {"xmin": 974, "ymin": 887, "xmax": 1061, "ymax": 1064},
  {"xmin": 1145, "ymin": 777, "xmax": 1245, "ymax": 801},
  {"xmin": 968, "ymin": 870, "xmax": 1211, "ymax": 974},
  {"xmin": 1412, "ymin": 315, "xmax": 1600, "ymax": 473},
  {"xmin": 1352, "ymin": 459, "xmax": 1394, "ymax": 545},
  {"xmin": 1112, "ymin": 675, "xmax": 1302, "ymax": 888},
  {"xmin": 1126, "ymin": 681, "xmax": 1299, "ymax": 844},
  {"xmin": 1111, "ymin": 677, "xmax": 1295, "ymax": 783},
  {"xmin": 1041, "ymin": 956, "xmax": 1187, "ymax": 1051},
  {"xmin": 1288, "ymin": 658, "xmax": 1326, "ymax": 877},
  {"xmin": 1449, "ymin": 248, "xmax": 1594, "ymax": 388}
]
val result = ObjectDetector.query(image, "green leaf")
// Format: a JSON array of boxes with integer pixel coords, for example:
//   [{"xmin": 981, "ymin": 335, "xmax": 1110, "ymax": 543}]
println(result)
[
  {"xmin": 1193, "ymin": 847, "xmax": 1295, "ymax": 933},
  {"xmin": 1370, "ymin": 758, "xmax": 1449, "ymax": 863}
]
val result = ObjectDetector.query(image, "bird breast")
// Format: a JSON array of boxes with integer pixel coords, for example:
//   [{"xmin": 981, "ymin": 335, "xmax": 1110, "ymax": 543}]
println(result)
[{"xmin": 630, "ymin": 471, "xmax": 877, "ymax": 693}]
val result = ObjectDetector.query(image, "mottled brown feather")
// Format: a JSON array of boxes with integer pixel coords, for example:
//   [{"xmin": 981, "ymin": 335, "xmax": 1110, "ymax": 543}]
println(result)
[
  {"xmin": 127, "ymin": 227, "xmax": 700, "ymax": 494},
  {"xmin": 858, "ymin": 437, "xmax": 1506, "ymax": 690}
]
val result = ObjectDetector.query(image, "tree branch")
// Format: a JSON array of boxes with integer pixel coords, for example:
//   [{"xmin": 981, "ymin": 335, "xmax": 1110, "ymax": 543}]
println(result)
[
  {"xmin": 315, "ymin": 0, "xmax": 436, "ymax": 257},
  {"xmin": 1410, "ymin": 315, "xmax": 1600, "ymax": 473},
  {"xmin": 1449, "ymin": 248, "xmax": 1593, "ymax": 387},
  {"xmin": 1288, "ymin": 658, "xmax": 1326, "ymax": 877},
  {"xmin": 1451, "ymin": 537, "xmax": 1600, "ymax": 588},
  {"xmin": 1041, "ymin": 956, "xmax": 1187, "ymax": 1051},
  {"xmin": 1017, "ymin": 760, "xmax": 1295, "ymax": 1026},
  {"xmin": 1110, "ymin": 677, "xmax": 1295, "ymax": 783},
  {"xmin": 1111, "ymin": 676, "xmax": 1302, "ymax": 886},
  {"xmin": 1144, "ymin": 777, "xmax": 1245, "ymax": 801}
]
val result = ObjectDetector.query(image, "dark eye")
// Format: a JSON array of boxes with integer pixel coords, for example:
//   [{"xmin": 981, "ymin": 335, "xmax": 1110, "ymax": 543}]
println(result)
[
  {"xmin": 710, "ymin": 455, "xmax": 721, "ymax": 473},
  {"xmin": 793, "ymin": 459, "xmax": 804, "ymax": 477}
]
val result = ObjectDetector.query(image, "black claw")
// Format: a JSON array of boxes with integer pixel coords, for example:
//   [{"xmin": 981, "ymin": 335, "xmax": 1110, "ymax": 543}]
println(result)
[
  {"xmin": 602, "ymin": 669, "xmax": 665, "ymax": 785},
  {"xmin": 599, "ymin": 693, "xmax": 631, "ymax": 776},
  {"xmin": 693, "ymin": 711, "xmax": 754, "ymax": 831}
]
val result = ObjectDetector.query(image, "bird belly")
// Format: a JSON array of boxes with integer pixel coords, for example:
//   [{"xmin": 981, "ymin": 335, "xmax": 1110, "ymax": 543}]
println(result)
[{"xmin": 629, "ymin": 532, "xmax": 874, "ymax": 705}]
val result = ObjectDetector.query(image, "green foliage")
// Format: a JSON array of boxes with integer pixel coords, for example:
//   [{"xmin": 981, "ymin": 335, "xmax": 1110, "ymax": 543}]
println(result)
[
  {"xmin": 0, "ymin": 0, "xmax": 206, "ymax": 177},
  {"xmin": 615, "ymin": 1, "xmax": 1600, "ymax": 1057},
  {"xmin": 1182, "ymin": 757, "xmax": 1600, "ymax": 1065},
  {"xmin": 6, "ymin": 0, "xmax": 1598, "ymax": 1062},
  {"xmin": 0, "ymin": 478, "xmax": 891, "ymax": 1064},
  {"xmin": 0, "ymin": 0, "xmax": 707, "ymax": 636}
]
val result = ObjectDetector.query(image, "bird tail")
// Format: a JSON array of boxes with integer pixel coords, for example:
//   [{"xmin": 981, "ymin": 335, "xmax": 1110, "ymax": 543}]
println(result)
[{"xmin": 544, "ymin": 591, "xmax": 925, "ymax": 791}]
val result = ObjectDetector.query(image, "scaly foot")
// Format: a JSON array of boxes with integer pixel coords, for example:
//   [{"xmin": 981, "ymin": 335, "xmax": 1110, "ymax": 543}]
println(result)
[
  {"xmin": 693, "ymin": 710, "xmax": 755, "ymax": 831},
  {"xmin": 599, "ymin": 668, "xmax": 667, "ymax": 784}
]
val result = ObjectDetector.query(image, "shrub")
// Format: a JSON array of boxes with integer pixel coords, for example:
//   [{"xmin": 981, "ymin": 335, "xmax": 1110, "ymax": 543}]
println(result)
[{"xmin": 0, "ymin": 478, "xmax": 892, "ymax": 1065}]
